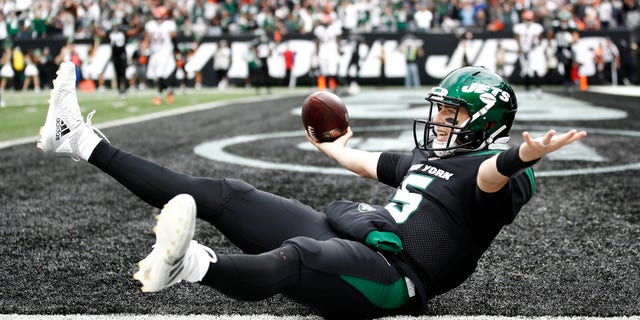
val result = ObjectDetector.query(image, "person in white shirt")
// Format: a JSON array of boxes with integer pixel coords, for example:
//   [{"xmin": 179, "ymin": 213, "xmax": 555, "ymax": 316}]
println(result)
[
  {"xmin": 513, "ymin": 10, "xmax": 545, "ymax": 97},
  {"xmin": 143, "ymin": 6, "xmax": 177, "ymax": 105},
  {"xmin": 413, "ymin": 4, "xmax": 433, "ymax": 32},
  {"xmin": 313, "ymin": 8, "xmax": 342, "ymax": 91},
  {"xmin": 213, "ymin": 40, "xmax": 232, "ymax": 90}
]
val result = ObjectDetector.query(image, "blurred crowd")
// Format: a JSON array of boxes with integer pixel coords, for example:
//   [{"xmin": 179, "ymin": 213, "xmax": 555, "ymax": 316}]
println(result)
[
  {"xmin": 0, "ymin": 0, "xmax": 638, "ymax": 42},
  {"xmin": 0, "ymin": 0, "xmax": 637, "ymax": 105}
]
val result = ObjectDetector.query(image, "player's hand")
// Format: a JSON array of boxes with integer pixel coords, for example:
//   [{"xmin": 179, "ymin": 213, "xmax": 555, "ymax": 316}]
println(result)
[
  {"xmin": 519, "ymin": 129, "xmax": 587, "ymax": 162},
  {"xmin": 306, "ymin": 127, "xmax": 353, "ymax": 147},
  {"xmin": 306, "ymin": 127, "xmax": 353, "ymax": 160}
]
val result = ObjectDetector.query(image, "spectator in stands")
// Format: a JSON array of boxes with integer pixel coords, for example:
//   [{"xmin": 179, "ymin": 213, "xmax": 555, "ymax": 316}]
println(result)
[
  {"xmin": 459, "ymin": 0, "xmax": 476, "ymax": 28},
  {"xmin": 0, "ymin": 14, "xmax": 7, "ymax": 43},
  {"xmin": 378, "ymin": 5, "xmax": 396, "ymax": 32},
  {"xmin": 5, "ymin": 11, "xmax": 20, "ymax": 39},
  {"xmin": 2, "ymin": 0, "xmax": 640, "ymax": 42},
  {"xmin": 339, "ymin": 0, "xmax": 359, "ymax": 34},
  {"xmin": 414, "ymin": 4, "xmax": 434, "ymax": 32},
  {"xmin": 500, "ymin": 1, "xmax": 519, "ymax": 32},
  {"xmin": 597, "ymin": 0, "xmax": 617, "ymax": 29},
  {"xmin": 57, "ymin": 6, "xmax": 77, "ymax": 40},
  {"xmin": 393, "ymin": 2, "xmax": 409, "ymax": 32},
  {"xmin": 440, "ymin": 14, "xmax": 461, "ymax": 33},
  {"xmin": 583, "ymin": 4, "xmax": 602, "ymax": 30}
]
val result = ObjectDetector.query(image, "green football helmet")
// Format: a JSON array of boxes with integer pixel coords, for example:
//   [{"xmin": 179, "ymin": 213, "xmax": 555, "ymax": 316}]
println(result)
[{"xmin": 414, "ymin": 66, "xmax": 518, "ymax": 157}]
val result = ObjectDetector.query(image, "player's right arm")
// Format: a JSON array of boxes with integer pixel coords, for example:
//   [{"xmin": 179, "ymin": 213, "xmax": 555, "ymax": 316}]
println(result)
[
  {"xmin": 477, "ymin": 129, "xmax": 587, "ymax": 193},
  {"xmin": 307, "ymin": 127, "xmax": 381, "ymax": 180}
]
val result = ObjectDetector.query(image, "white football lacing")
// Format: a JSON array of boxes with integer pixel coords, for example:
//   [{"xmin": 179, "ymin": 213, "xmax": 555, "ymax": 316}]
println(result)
[{"xmin": 85, "ymin": 110, "xmax": 110, "ymax": 144}]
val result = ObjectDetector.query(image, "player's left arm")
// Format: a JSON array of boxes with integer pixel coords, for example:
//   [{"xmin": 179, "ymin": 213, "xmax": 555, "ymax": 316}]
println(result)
[{"xmin": 477, "ymin": 129, "xmax": 587, "ymax": 193}]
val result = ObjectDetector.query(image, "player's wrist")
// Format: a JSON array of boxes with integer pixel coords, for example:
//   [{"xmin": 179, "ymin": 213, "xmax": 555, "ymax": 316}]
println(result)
[{"xmin": 496, "ymin": 145, "xmax": 539, "ymax": 177}]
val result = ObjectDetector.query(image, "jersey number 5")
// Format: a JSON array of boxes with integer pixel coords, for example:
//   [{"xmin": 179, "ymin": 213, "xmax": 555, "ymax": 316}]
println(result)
[{"xmin": 385, "ymin": 173, "xmax": 434, "ymax": 224}]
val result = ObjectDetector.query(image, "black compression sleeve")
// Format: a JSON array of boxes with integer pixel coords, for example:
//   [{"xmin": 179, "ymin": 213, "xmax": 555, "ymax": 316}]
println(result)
[{"xmin": 495, "ymin": 145, "xmax": 540, "ymax": 177}]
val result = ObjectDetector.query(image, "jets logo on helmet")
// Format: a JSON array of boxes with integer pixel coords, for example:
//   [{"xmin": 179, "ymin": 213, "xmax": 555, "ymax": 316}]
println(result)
[{"xmin": 414, "ymin": 66, "xmax": 517, "ymax": 157}]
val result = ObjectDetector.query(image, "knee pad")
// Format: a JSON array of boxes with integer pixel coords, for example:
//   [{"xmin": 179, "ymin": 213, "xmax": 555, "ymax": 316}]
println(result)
[{"xmin": 221, "ymin": 179, "xmax": 258, "ymax": 201}]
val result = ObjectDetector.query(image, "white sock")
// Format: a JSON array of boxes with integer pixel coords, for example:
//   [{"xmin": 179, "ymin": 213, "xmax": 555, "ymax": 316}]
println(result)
[
  {"xmin": 182, "ymin": 240, "xmax": 217, "ymax": 283},
  {"xmin": 78, "ymin": 126, "xmax": 102, "ymax": 161}
]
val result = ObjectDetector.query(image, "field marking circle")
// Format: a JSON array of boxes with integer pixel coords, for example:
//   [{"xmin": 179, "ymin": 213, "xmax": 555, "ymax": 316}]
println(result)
[{"xmin": 194, "ymin": 124, "xmax": 640, "ymax": 177}]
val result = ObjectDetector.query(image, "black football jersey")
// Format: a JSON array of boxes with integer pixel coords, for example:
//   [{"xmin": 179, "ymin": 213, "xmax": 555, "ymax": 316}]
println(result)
[
  {"xmin": 109, "ymin": 30, "xmax": 128, "ymax": 60},
  {"xmin": 552, "ymin": 22, "xmax": 578, "ymax": 49},
  {"xmin": 377, "ymin": 148, "xmax": 535, "ymax": 298}
]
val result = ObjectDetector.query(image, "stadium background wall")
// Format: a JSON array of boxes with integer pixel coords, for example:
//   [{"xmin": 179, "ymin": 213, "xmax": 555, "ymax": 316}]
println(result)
[{"xmin": 11, "ymin": 30, "xmax": 635, "ymax": 87}]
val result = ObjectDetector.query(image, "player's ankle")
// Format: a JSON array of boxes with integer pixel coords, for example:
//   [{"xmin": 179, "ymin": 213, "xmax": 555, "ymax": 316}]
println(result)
[
  {"xmin": 77, "ymin": 126, "xmax": 102, "ymax": 161},
  {"xmin": 182, "ymin": 241, "xmax": 217, "ymax": 283}
]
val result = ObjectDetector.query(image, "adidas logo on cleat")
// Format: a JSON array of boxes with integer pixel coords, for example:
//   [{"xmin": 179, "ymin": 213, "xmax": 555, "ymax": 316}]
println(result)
[{"xmin": 55, "ymin": 118, "xmax": 70, "ymax": 141}]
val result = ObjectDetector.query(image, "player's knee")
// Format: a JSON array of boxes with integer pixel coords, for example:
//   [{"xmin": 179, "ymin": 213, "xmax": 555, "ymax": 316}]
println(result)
[{"xmin": 221, "ymin": 178, "xmax": 256, "ymax": 195}]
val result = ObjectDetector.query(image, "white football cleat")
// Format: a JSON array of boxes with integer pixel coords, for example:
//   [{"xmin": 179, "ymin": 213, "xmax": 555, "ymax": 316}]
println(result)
[
  {"xmin": 134, "ymin": 194, "xmax": 216, "ymax": 292},
  {"xmin": 36, "ymin": 61, "xmax": 108, "ymax": 161}
]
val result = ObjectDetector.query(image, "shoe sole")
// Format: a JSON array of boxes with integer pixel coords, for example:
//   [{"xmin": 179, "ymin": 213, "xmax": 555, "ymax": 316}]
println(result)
[
  {"xmin": 36, "ymin": 62, "xmax": 76, "ymax": 154},
  {"xmin": 134, "ymin": 194, "xmax": 197, "ymax": 292}
]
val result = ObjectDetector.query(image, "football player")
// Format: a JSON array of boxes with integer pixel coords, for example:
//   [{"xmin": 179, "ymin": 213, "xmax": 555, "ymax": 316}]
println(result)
[
  {"xmin": 313, "ymin": 6, "xmax": 342, "ymax": 92},
  {"xmin": 37, "ymin": 62, "xmax": 586, "ymax": 319},
  {"xmin": 93, "ymin": 15, "xmax": 142, "ymax": 99},
  {"xmin": 143, "ymin": 5, "xmax": 177, "ymax": 105},
  {"xmin": 547, "ymin": 10, "xmax": 580, "ymax": 93},
  {"xmin": 513, "ymin": 10, "xmax": 545, "ymax": 98}
]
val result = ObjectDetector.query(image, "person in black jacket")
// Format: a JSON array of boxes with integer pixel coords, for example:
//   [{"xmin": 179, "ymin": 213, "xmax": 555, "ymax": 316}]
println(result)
[
  {"xmin": 37, "ymin": 62, "xmax": 587, "ymax": 319},
  {"xmin": 94, "ymin": 18, "xmax": 141, "ymax": 98}
]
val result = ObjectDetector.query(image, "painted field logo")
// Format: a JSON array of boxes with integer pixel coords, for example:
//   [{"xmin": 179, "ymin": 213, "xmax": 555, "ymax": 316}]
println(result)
[{"xmin": 194, "ymin": 90, "xmax": 640, "ymax": 178}]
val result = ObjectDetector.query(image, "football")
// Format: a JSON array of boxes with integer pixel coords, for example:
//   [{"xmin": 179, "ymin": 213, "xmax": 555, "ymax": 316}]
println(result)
[{"xmin": 301, "ymin": 91, "xmax": 349, "ymax": 142}]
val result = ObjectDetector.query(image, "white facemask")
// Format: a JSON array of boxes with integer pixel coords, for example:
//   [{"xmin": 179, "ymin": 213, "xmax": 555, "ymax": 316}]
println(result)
[
  {"xmin": 430, "ymin": 118, "xmax": 469, "ymax": 158},
  {"xmin": 432, "ymin": 139, "xmax": 457, "ymax": 157}
]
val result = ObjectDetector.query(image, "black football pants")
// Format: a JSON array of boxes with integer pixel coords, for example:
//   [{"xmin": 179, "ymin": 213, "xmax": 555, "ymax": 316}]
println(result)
[{"xmin": 88, "ymin": 141, "xmax": 412, "ymax": 319}]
